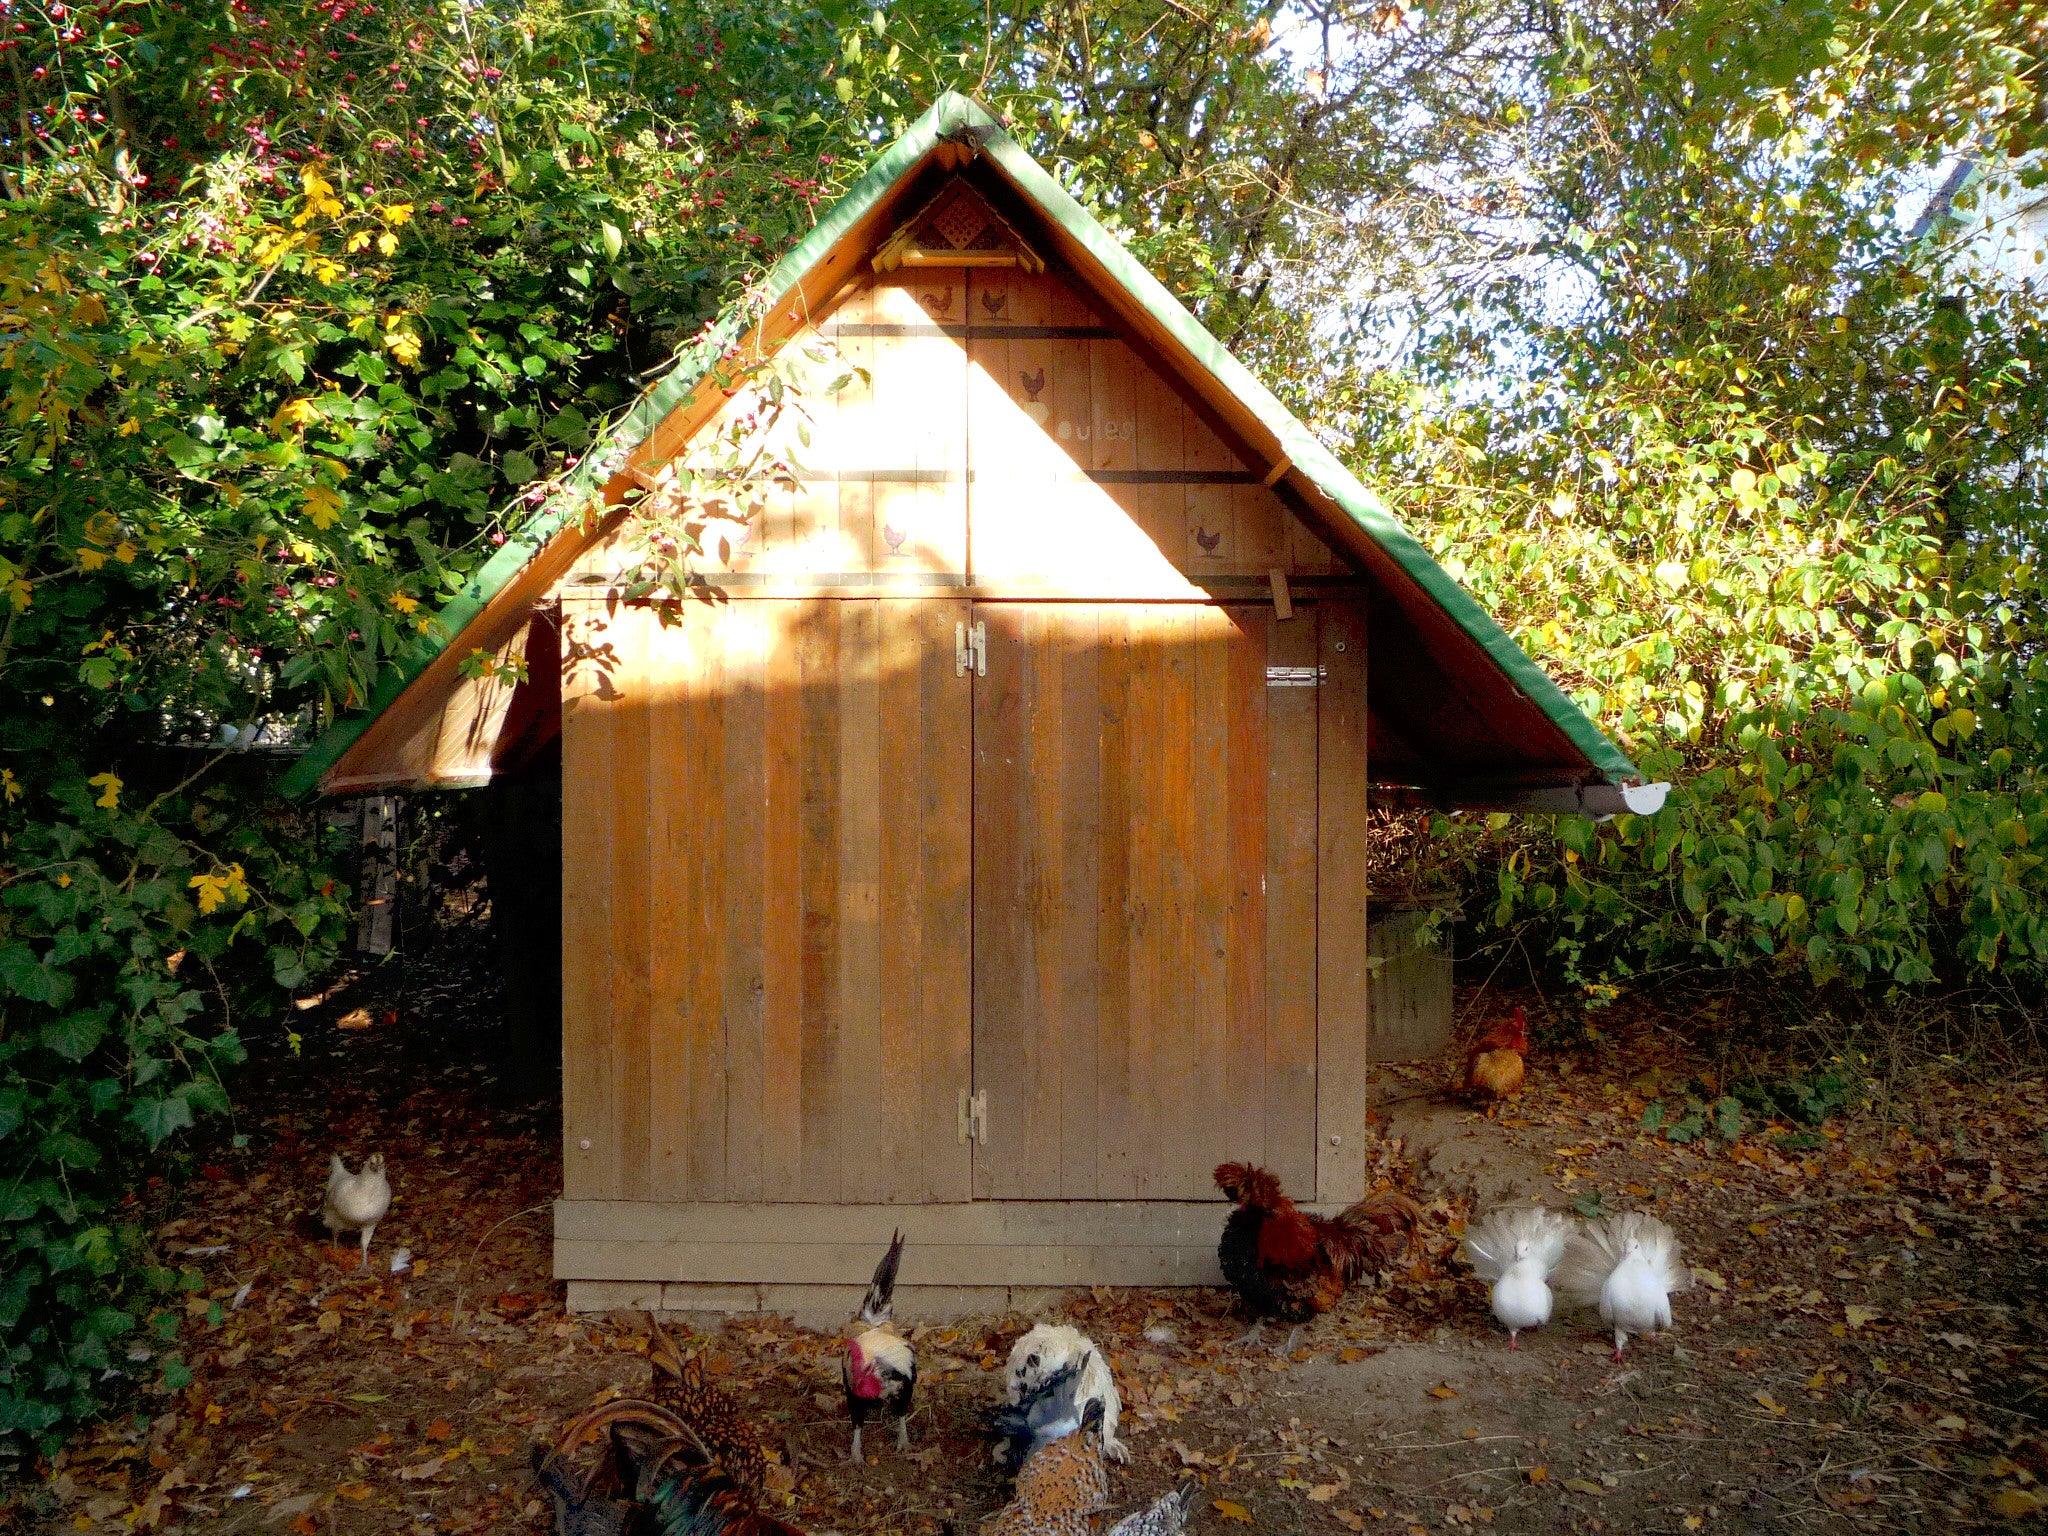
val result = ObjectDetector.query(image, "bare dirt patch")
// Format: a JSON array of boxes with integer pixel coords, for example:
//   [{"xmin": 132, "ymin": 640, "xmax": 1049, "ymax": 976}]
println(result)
[{"xmin": 6, "ymin": 969, "xmax": 2044, "ymax": 1536}]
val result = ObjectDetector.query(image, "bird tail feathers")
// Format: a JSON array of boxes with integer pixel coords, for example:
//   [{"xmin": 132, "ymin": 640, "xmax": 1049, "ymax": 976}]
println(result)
[
  {"xmin": 1555, "ymin": 1212, "xmax": 1690, "ymax": 1305},
  {"xmin": 1461, "ymin": 1205, "xmax": 1571, "ymax": 1283},
  {"xmin": 1330, "ymin": 1189, "xmax": 1425, "ymax": 1277},
  {"xmin": 860, "ymin": 1229, "xmax": 905, "ymax": 1327}
]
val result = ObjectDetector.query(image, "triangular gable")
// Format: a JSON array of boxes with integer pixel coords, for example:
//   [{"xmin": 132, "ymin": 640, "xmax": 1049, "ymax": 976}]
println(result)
[{"xmin": 282, "ymin": 94, "xmax": 1649, "ymax": 812}]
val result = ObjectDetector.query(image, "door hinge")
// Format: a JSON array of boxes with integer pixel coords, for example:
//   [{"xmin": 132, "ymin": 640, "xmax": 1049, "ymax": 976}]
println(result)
[
  {"xmin": 955, "ymin": 619, "xmax": 987, "ymax": 678},
  {"xmin": 957, "ymin": 1088, "xmax": 988, "ymax": 1144}
]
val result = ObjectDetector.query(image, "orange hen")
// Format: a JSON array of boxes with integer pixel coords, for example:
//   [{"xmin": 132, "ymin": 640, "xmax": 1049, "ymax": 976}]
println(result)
[{"xmin": 1463, "ymin": 1005, "xmax": 1530, "ymax": 1113}]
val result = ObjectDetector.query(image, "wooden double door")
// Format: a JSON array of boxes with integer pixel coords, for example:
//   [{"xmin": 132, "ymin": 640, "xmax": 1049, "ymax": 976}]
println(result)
[{"xmin": 558, "ymin": 596, "xmax": 1369, "ymax": 1208}]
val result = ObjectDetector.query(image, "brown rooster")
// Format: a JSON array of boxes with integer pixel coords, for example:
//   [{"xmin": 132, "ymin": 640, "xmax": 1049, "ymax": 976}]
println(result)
[
  {"xmin": 645, "ymin": 1314, "xmax": 771, "ymax": 1504},
  {"xmin": 1464, "ymin": 1005, "xmax": 1530, "ymax": 1114},
  {"xmin": 1214, "ymin": 1163, "xmax": 1423, "ymax": 1354},
  {"xmin": 536, "ymin": 1397, "xmax": 806, "ymax": 1536}
]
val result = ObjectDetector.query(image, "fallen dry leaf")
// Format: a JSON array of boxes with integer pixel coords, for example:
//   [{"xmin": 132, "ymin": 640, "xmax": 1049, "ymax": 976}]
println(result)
[
  {"xmin": 1526, "ymin": 1466, "xmax": 1549, "ymax": 1484},
  {"xmin": 1992, "ymin": 1488, "xmax": 2045, "ymax": 1520},
  {"xmin": 1428, "ymin": 1384, "xmax": 1459, "ymax": 1399},
  {"xmin": 1844, "ymin": 1305, "xmax": 1880, "ymax": 1329},
  {"xmin": 424, "ymin": 1419, "xmax": 452, "ymax": 1442},
  {"xmin": 1754, "ymin": 1391, "xmax": 1788, "ymax": 1416},
  {"xmin": 1213, "ymin": 1499, "xmax": 1253, "ymax": 1523},
  {"xmin": 1562, "ymin": 1478, "xmax": 1606, "ymax": 1496},
  {"xmin": 336, "ymin": 1007, "xmax": 372, "ymax": 1031}
]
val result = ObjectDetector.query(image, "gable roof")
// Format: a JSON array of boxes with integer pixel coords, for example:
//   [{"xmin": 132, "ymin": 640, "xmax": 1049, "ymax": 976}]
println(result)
[{"xmin": 281, "ymin": 92, "xmax": 1653, "ymax": 813}]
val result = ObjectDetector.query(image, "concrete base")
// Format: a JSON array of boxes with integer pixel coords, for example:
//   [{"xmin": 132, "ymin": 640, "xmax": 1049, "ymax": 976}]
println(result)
[{"xmin": 564, "ymin": 1279, "xmax": 1104, "ymax": 1328}]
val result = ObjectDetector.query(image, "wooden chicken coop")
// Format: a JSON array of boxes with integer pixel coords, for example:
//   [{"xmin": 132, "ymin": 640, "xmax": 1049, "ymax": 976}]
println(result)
[{"xmin": 284, "ymin": 95, "xmax": 1659, "ymax": 1318}]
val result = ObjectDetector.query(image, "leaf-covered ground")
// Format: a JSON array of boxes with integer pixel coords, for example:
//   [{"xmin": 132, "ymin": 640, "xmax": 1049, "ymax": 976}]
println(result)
[{"xmin": 7, "ymin": 934, "xmax": 2045, "ymax": 1536}]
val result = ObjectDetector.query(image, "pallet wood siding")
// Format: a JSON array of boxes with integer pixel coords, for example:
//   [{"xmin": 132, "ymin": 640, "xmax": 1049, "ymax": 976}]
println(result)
[
  {"xmin": 562, "ymin": 258, "xmax": 1338, "ymax": 597},
  {"xmin": 559, "ymin": 596, "xmax": 973, "ymax": 1205},
  {"xmin": 970, "ymin": 603, "xmax": 1325, "ymax": 1204}
]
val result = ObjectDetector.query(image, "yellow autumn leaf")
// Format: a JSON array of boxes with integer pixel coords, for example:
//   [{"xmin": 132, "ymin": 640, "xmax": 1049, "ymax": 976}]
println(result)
[
  {"xmin": 82, "ymin": 509, "xmax": 120, "ymax": 545},
  {"xmin": 1, "ymin": 768, "xmax": 20, "ymax": 802},
  {"xmin": 114, "ymin": 542, "xmax": 137, "ymax": 564},
  {"xmin": 1992, "ymin": 1488, "xmax": 2044, "ymax": 1519},
  {"xmin": 346, "ymin": 230, "xmax": 373, "ymax": 254},
  {"xmin": 385, "ymin": 327, "xmax": 422, "ymax": 367},
  {"xmin": 118, "ymin": 417, "xmax": 141, "ymax": 436},
  {"xmin": 310, "ymin": 257, "xmax": 344, "ymax": 284},
  {"xmin": 1754, "ymin": 1391, "xmax": 1788, "ymax": 1416},
  {"xmin": 187, "ymin": 863, "xmax": 249, "ymax": 915},
  {"xmin": 304, "ymin": 483, "xmax": 344, "ymax": 530},
  {"xmin": 1684, "ymin": 1517, "xmax": 1704, "ymax": 1531},
  {"xmin": 1844, "ymin": 1305, "xmax": 1879, "ymax": 1330},
  {"xmin": 1212, "ymin": 1501, "xmax": 1252, "ymax": 1524},
  {"xmin": 391, "ymin": 592, "xmax": 418, "ymax": 614},
  {"xmin": 78, "ymin": 547, "xmax": 107, "ymax": 572},
  {"xmin": 377, "ymin": 231, "xmax": 398, "ymax": 256},
  {"xmin": 379, "ymin": 202, "xmax": 413, "ymax": 225},
  {"xmin": 87, "ymin": 771, "xmax": 122, "ymax": 809},
  {"xmin": 273, "ymin": 396, "xmax": 321, "ymax": 433},
  {"xmin": 1428, "ymin": 1384, "xmax": 1459, "ymax": 1399}
]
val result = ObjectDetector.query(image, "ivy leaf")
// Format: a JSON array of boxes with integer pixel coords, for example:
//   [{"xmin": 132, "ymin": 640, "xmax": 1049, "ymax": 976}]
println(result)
[
  {"xmin": 1, "ymin": 945, "xmax": 75, "ymax": 1007},
  {"xmin": 37, "ymin": 1133, "xmax": 100, "ymax": 1170},
  {"xmin": 128, "ymin": 1096, "xmax": 195, "ymax": 1149},
  {"xmin": 39, "ymin": 1010, "xmax": 107, "ymax": 1062}
]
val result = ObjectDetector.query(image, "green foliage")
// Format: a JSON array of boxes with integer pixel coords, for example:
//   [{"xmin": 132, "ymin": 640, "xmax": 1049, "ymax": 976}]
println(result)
[{"xmin": 0, "ymin": 0, "xmax": 930, "ymax": 1452}]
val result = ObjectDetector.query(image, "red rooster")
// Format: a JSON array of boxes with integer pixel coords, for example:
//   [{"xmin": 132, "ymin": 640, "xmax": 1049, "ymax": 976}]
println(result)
[
  {"xmin": 1214, "ymin": 1163, "xmax": 1423, "ymax": 1354},
  {"xmin": 1463, "ymin": 1005, "xmax": 1530, "ymax": 1115}
]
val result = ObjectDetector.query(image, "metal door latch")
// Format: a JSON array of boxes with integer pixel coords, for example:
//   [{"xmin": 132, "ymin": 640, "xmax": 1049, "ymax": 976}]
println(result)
[
  {"xmin": 957, "ymin": 1089, "xmax": 989, "ymax": 1144},
  {"xmin": 955, "ymin": 620, "xmax": 987, "ymax": 678}
]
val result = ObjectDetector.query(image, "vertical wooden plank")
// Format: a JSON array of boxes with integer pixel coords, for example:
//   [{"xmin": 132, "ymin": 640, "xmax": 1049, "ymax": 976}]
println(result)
[
  {"xmin": 1089, "ymin": 341, "xmax": 1138, "ymax": 477},
  {"xmin": 1049, "ymin": 280, "xmax": 1095, "ymax": 479},
  {"xmin": 1153, "ymin": 606, "xmax": 1198, "ymax": 1199},
  {"xmin": 876, "ymin": 599, "xmax": 925, "ymax": 1202},
  {"xmin": 1123, "ymin": 606, "xmax": 1166, "ymax": 1198},
  {"xmin": 797, "ymin": 600, "xmax": 842, "ymax": 1202},
  {"xmin": 1057, "ymin": 608, "xmax": 1102, "ymax": 1199},
  {"xmin": 1184, "ymin": 409, "xmax": 1238, "ymax": 574},
  {"xmin": 1023, "ymin": 606, "xmax": 1065, "ymax": 1197},
  {"xmin": 685, "ymin": 604, "xmax": 729, "ymax": 1201},
  {"xmin": 645, "ymin": 610, "xmax": 691, "ymax": 1199},
  {"xmin": 920, "ymin": 598, "xmax": 974, "ymax": 1201},
  {"xmin": 1317, "ymin": 599, "xmax": 1372, "ymax": 1201},
  {"xmin": 973, "ymin": 602, "xmax": 1031, "ymax": 1200},
  {"xmin": 1266, "ymin": 604, "xmax": 1321, "ymax": 1196},
  {"xmin": 1188, "ymin": 605, "xmax": 1234, "ymax": 1198},
  {"xmin": 1238, "ymin": 483, "xmax": 1290, "ymax": 573},
  {"xmin": 1224, "ymin": 606, "xmax": 1271, "ymax": 1170},
  {"xmin": 608, "ymin": 605, "xmax": 654, "ymax": 1201},
  {"xmin": 837, "ymin": 600, "xmax": 883, "ymax": 1202},
  {"xmin": 1094, "ymin": 606, "xmax": 1134, "ymax": 1199},
  {"xmin": 826, "ymin": 282, "xmax": 874, "ymax": 570},
  {"xmin": 760, "ymin": 600, "xmax": 805, "ymax": 1202},
  {"xmin": 722, "ymin": 602, "xmax": 768, "ymax": 1202},
  {"xmin": 559, "ymin": 600, "xmax": 614, "ymax": 1201}
]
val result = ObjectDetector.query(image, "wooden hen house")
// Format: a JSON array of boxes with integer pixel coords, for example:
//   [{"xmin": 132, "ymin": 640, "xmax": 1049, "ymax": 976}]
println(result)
[{"xmin": 284, "ymin": 95, "xmax": 1657, "ymax": 1316}]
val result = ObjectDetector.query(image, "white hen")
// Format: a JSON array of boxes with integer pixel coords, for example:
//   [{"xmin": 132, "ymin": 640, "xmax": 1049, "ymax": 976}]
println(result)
[
  {"xmin": 1461, "ymin": 1205, "xmax": 1572, "ymax": 1348},
  {"xmin": 1557, "ymin": 1211, "xmax": 1692, "ymax": 1361},
  {"xmin": 320, "ymin": 1153, "xmax": 391, "ymax": 1269},
  {"xmin": 1005, "ymin": 1322, "xmax": 1128, "ymax": 1464}
]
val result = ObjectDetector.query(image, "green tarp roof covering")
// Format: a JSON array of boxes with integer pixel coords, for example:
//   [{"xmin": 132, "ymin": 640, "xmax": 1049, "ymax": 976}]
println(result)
[{"xmin": 282, "ymin": 92, "xmax": 1641, "ymax": 805}]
